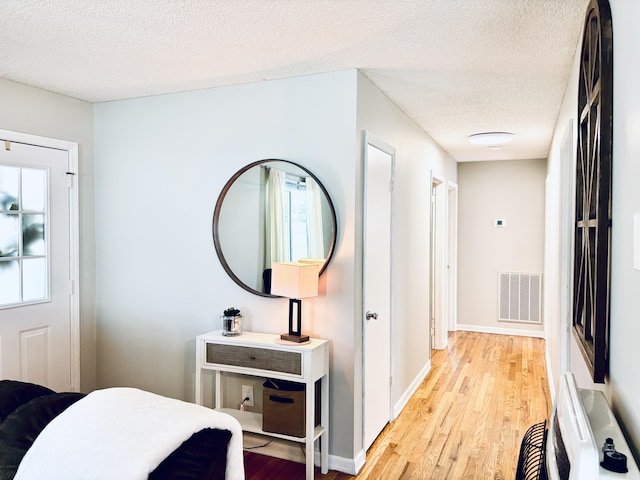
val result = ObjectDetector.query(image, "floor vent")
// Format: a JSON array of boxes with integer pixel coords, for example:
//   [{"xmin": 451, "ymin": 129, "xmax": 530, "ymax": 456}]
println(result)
[{"xmin": 498, "ymin": 273, "xmax": 542, "ymax": 324}]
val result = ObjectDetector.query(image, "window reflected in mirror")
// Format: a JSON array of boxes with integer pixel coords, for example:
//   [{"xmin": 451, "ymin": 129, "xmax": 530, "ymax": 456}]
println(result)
[
  {"xmin": 266, "ymin": 166, "xmax": 327, "ymax": 266},
  {"xmin": 213, "ymin": 160, "xmax": 336, "ymax": 297}
]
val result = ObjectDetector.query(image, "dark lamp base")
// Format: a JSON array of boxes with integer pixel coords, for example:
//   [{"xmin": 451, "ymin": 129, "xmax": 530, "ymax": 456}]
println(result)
[{"xmin": 280, "ymin": 333, "xmax": 310, "ymax": 343}]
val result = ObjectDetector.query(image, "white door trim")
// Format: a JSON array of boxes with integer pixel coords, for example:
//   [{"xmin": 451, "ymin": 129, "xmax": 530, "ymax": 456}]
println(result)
[
  {"xmin": 559, "ymin": 120, "xmax": 575, "ymax": 376},
  {"xmin": 431, "ymin": 173, "xmax": 448, "ymax": 350},
  {"xmin": 446, "ymin": 180, "xmax": 458, "ymax": 332},
  {"xmin": 0, "ymin": 128, "xmax": 80, "ymax": 391}
]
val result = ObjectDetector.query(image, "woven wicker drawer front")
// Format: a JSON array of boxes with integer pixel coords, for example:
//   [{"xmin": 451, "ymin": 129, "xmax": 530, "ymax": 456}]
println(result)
[{"xmin": 206, "ymin": 343, "xmax": 302, "ymax": 375}]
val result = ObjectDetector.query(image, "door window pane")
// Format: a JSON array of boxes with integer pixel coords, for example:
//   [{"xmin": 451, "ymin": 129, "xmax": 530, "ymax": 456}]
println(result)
[
  {"xmin": 0, "ymin": 260, "xmax": 20, "ymax": 305},
  {"xmin": 23, "ymin": 214, "xmax": 46, "ymax": 256},
  {"xmin": 0, "ymin": 213, "xmax": 19, "ymax": 257},
  {"xmin": 0, "ymin": 165, "xmax": 19, "ymax": 211},
  {"xmin": 22, "ymin": 257, "xmax": 47, "ymax": 302},
  {"xmin": 22, "ymin": 168, "xmax": 47, "ymax": 212}
]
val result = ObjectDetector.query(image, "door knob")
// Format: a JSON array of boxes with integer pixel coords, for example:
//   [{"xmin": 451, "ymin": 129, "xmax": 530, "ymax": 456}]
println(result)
[{"xmin": 366, "ymin": 311, "xmax": 378, "ymax": 321}]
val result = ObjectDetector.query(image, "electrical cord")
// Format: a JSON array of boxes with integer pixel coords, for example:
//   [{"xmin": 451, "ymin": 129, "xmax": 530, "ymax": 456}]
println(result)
[
  {"xmin": 238, "ymin": 395, "xmax": 276, "ymax": 450},
  {"xmin": 243, "ymin": 438, "xmax": 275, "ymax": 450}
]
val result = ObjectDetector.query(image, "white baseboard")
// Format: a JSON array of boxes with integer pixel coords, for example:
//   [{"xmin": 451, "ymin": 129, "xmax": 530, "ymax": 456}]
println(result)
[
  {"xmin": 326, "ymin": 450, "xmax": 365, "ymax": 475},
  {"xmin": 456, "ymin": 323, "xmax": 545, "ymax": 338},
  {"xmin": 545, "ymin": 347, "xmax": 556, "ymax": 403},
  {"xmin": 393, "ymin": 359, "xmax": 432, "ymax": 419},
  {"xmin": 243, "ymin": 432, "xmax": 363, "ymax": 476}
]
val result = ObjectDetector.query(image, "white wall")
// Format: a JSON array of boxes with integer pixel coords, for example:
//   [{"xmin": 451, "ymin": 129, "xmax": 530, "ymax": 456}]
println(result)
[
  {"xmin": 605, "ymin": 0, "xmax": 640, "ymax": 460},
  {"xmin": 458, "ymin": 159, "xmax": 547, "ymax": 335},
  {"xmin": 0, "ymin": 78, "xmax": 97, "ymax": 392},
  {"xmin": 355, "ymin": 72, "xmax": 457, "ymax": 459},
  {"xmin": 545, "ymin": 0, "xmax": 640, "ymax": 462},
  {"xmin": 93, "ymin": 70, "xmax": 359, "ymax": 461},
  {"xmin": 544, "ymin": 31, "xmax": 581, "ymax": 398},
  {"xmin": 93, "ymin": 69, "xmax": 457, "ymax": 470}
]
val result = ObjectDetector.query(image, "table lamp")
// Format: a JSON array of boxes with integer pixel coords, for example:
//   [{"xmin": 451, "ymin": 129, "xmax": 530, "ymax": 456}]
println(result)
[{"xmin": 271, "ymin": 261, "xmax": 320, "ymax": 343}]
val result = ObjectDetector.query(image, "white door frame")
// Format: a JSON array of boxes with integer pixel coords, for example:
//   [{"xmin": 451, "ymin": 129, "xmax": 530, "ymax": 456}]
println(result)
[
  {"xmin": 361, "ymin": 131, "xmax": 395, "ymax": 452},
  {"xmin": 559, "ymin": 120, "xmax": 575, "ymax": 375},
  {"xmin": 0, "ymin": 129, "xmax": 80, "ymax": 391},
  {"xmin": 431, "ymin": 173, "xmax": 448, "ymax": 350},
  {"xmin": 446, "ymin": 181, "xmax": 458, "ymax": 333}
]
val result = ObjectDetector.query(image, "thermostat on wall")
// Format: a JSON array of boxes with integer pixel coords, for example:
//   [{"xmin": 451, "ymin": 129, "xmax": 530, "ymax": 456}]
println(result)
[{"xmin": 494, "ymin": 218, "xmax": 506, "ymax": 228}]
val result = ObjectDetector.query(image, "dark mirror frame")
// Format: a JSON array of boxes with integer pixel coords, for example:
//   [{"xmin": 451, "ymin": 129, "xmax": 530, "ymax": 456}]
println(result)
[{"xmin": 212, "ymin": 159, "xmax": 337, "ymax": 297}]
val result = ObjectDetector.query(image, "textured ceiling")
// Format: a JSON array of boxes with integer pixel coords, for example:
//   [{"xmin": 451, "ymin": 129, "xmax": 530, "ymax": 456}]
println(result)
[{"xmin": 0, "ymin": 0, "xmax": 589, "ymax": 162}]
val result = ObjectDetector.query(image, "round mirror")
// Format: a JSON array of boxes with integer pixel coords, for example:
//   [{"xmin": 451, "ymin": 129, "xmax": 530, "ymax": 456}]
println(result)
[{"xmin": 213, "ymin": 159, "xmax": 337, "ymax": 297}]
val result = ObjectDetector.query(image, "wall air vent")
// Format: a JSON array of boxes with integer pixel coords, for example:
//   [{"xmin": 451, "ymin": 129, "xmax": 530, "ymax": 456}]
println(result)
[{"xmin": 498, "ymin": 272, "xmax": 542, "ymax": 324}]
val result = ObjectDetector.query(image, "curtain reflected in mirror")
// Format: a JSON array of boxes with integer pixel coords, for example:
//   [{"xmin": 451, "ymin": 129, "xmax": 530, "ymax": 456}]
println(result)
[
  {"xmin": 213, "ymin": 159, "xmax": 337, "ymax": 297},
  {"xmin": 265, "ymin": 166, "xmax": 285, "ymax": 269}
]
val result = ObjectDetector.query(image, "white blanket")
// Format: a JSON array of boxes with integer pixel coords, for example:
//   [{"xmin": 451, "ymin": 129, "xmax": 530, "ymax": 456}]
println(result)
[{"xmin": 14, "ymin": 387, "xmax": 244, "ymax": 480}]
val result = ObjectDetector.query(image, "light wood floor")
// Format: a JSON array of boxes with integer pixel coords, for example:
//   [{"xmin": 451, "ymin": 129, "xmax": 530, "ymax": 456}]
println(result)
[{"xmin": 245, "ymin": 330, "xmax": 552, "ymax": 480}]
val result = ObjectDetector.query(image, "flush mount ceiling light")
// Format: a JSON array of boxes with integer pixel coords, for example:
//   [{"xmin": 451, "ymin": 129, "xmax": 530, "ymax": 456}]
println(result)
[{"xmin": 468, "ymin": 132, "xmax": 514, "ymax": 146}]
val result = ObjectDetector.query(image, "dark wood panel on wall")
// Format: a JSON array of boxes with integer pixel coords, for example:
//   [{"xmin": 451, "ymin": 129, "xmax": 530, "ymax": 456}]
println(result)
[{"xmin": 572, "ymin": 0, "xmax": 613, "ymax": 383}]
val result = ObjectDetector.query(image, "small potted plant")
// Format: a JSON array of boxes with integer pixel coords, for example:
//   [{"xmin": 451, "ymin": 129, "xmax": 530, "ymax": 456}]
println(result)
[{"xmin": 221, "ymin": 307, "xmax": 242, "ymax": 336}]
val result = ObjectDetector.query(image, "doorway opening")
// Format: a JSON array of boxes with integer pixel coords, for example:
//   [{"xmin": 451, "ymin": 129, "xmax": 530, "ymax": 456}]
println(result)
[{"xmin": 430, "ymin": 175, "xmax": 458, "ymax": 352}]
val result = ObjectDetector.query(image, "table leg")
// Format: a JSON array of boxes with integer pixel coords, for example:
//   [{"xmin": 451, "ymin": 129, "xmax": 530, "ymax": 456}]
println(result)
[
  {"xmin": 306, "ymin": 380, "xmax": 315, "ymax": 479},
  {"xmin": 195, "ymin": 341, "xmax": 203, "ymax": 405},
  {"xmin": 321, "ymin": 375, "xmax": 329, "ymax": 474},
  {"xmin": 214, "ymin": 371, "xmax": 223, "ymax": 409}
]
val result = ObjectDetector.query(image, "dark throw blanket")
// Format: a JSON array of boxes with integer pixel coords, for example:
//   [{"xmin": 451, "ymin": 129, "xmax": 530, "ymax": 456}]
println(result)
[{"xmin": 0, "ymin": 380, "xmax": 233, "ymax": 480}]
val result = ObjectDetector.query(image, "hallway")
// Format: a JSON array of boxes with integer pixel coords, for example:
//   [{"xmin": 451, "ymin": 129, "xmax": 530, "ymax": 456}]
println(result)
[
  {"xmin": 245, "ymin": 330, "xmax": 552, "ymax": 479},
  {"xmin": 354, "ymin": 331, "xmax": 551, "ymax": 479}
]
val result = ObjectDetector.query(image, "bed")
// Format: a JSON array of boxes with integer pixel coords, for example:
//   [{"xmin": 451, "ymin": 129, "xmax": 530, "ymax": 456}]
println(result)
[{"xmin": 0, "ymin": 380, "xmax": 244, "ymax": 480}]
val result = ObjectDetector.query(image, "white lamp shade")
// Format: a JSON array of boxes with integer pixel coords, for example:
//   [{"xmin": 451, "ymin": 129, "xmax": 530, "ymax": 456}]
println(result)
[{"xmin": 271, "ymin": 262, "xmax": 319, "ymax": 299}]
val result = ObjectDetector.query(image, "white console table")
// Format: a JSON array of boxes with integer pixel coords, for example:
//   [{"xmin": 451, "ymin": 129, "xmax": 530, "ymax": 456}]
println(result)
[{"xmin": 195, "ymin": 330, "xmax": 329, "ymax": 479}]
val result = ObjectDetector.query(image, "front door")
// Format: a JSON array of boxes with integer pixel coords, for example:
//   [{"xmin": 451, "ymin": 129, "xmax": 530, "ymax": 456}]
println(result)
[
  {"xmin": 0, "ymin": 139, "xmax": 76, "ymax": 392},
  {"xmin": 363, "ymin": 134, "xmax": 394, "ymax": 452}
]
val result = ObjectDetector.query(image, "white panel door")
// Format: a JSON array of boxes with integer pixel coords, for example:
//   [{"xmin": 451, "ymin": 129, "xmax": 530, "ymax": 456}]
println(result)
[
  {"xmin": 363, "ymin": 138, "xmax": 393, "ymax": 452},
  {"xmin": 0, "ymin": 140, "xmax": 74, "ymax": 392}
]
